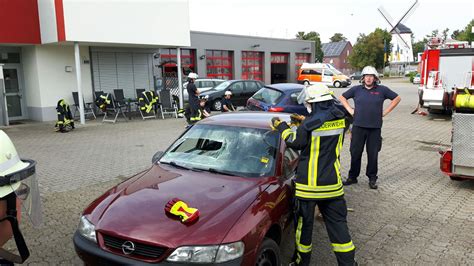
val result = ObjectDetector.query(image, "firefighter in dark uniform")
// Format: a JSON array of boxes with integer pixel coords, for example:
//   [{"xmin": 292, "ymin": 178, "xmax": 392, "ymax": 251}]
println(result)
[
  {"xmin": 184, "ymin": 95, "xmax": 210, "ymax": 124},
  {"xmin": 221, "ymin": 90, "xmax": 236, "ymax": 112},
  {"xmin": 339, "ymin": 66, "xmax": 401, "ymax": 189},
  {"xmin": 55, "ymin": 99, "xmax": 75, "ymax": 133},
  {"xmin": 272, "ymin": 84, "xmax": 356, "ymax": 266},
  {"xmin": 186, "ymin": 73, "xmax": 201, "ymax": 123}
]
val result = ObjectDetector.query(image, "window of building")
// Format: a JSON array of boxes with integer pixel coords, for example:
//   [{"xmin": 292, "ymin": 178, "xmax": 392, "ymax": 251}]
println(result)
[
  {"xmin": 160, "ymin": 48, "xmax": 196, "ymax": 73},
  {"xmin": 242, "ymin": 51, "xmax": 264, "ymax": 81},
  {"xmin": 295, "ymin": 53, "xmax": 310, "ymax": 74},
  {"xmin": 206, "ymin": 50, "xmax": 233, "ymax": 80},
  {"xmin": 0, "ymin": 53, "xmax": 21, "ymax": 64}
]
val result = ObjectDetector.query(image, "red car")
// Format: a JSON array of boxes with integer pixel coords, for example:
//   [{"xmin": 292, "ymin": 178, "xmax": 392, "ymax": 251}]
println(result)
[{"xmin": 73, "ymin": 112, "xmax": 298, "ymax": 265}]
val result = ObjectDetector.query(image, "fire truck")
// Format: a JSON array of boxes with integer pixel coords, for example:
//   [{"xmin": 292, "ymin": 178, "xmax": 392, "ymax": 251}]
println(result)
[
  {"xmin": 439, "ymin": 72, "xmax": 474, "ymax": 181},
  {"xmin": 418, "ymin": 38, "xmax": 474, "ymax": 113}
]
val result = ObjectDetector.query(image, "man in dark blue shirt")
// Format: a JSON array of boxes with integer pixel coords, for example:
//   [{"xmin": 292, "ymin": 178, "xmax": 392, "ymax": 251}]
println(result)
[{"xmin": 339, "ymin": 66, "xmax": 401, "ymax": 189}]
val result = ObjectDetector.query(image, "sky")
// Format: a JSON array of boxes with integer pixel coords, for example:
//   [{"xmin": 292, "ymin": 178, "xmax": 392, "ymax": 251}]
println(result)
[{"xmin": 189, "ymin": 0, "xmax": 474, "ymax": 44}]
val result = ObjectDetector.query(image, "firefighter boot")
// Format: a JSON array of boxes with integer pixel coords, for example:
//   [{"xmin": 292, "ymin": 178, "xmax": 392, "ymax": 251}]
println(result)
[
  {"xmin": 369, "ymin": 178, "xmax": 378, "ymax": 189},
  {"xmin": 343, "ymin": 178, "xmax": 358, "ymax": 186}
]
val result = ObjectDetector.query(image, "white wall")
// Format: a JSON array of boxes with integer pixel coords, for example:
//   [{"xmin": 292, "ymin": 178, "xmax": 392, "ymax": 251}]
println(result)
[
  {"xmin": 390, "ymin": 33, "xmax": 414, "ymax": 63},
  {"xmin": 63, "ymin": 0, "xmax": 190, "ymax": 47},
  {"xmin": 22, "ymin": 46, "xmax": 42, "ymax": 108},
  {"xmin": 37, "ymin": 0, "xmax": 58, "ymax": 44},
  {"xmin": 35, "ymin": 45, "xmax": 93, "ymax": 109}
]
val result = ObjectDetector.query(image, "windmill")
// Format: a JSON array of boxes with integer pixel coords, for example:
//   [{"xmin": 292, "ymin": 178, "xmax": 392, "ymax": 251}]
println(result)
[{"xmin": 378, "ymin": 0, "xmax": 419, "ymax": 63}]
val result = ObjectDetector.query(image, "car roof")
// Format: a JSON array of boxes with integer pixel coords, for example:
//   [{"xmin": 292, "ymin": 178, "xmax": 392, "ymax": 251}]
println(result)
[
  {"xmin": 198, "ymin": 112, "xmax": 291, "ymax": 129},
  {"xmin": 265, "ymin": 83, "xmax": 304, "ymax": 91}
]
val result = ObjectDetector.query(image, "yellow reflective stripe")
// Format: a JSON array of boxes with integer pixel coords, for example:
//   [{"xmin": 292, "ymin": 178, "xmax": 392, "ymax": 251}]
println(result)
[
  {"xmin": 308, "ymin": 135, "xmax": 315, "ymax": 186},
  {"xmin": 334, "ymin": 134, "xmax": 343, "ymax": 180},
  {"xmin": 295, "ymin": 189, "xmax": 344, "ymax": 199},
  {"xmin": 313, "ymin": 137, "xmax": 320, "ymax": 187},
  {"xmin": 281, "ymin": 128, "xmax": 292, "ymax": 140},
  {"xmin": 296, "ymin": 217, "xmax": 312, "ymax": 253},
  {"xmin": 332, "ymin": 241, "xmax": 355, "ymax": 252},
  {"xmin": 315, "ymin": 119, "xmax": 345, "ymax": 131},
  {"xmin": 295, "ymin": 182, "xmax": 343, "ymax": 192}
]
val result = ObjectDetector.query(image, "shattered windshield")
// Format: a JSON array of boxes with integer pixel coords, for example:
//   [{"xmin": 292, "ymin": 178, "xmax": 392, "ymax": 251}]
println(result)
[{"xmin": 160, "ymin": 124, "xmax": 279, "ymax": 177}]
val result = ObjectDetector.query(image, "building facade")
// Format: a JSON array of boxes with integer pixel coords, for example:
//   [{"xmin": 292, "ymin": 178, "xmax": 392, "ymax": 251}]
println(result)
[
  {"xmin": 0, "ymin": 0, "xmax": 314, "ymax": 125},
  {"xmin": 321, "ymin": 41, "xmax": 353, "ymax": 74}
]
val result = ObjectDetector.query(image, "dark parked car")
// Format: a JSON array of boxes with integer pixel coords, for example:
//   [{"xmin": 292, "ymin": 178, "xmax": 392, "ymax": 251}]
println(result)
[
  {"xmin": 201, "ymin": 80, "xmax": 265, "ymax": 111},
  {"xmin": 74, "ymin": 112, "xmax": 298, "ymax": 266},
  {"xmin": 349, "ymin": 71, "xmax": 363, "ymax": 80},
  {"xmin": 246, "ymin": 83, "xmax": 309, "ymax": 116}
]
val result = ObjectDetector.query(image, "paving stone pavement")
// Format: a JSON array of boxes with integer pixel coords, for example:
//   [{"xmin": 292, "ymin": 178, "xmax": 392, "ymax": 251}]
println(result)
[{"xmin": 1, "ymin": 78, "xmax": 473, "ymax": 265}]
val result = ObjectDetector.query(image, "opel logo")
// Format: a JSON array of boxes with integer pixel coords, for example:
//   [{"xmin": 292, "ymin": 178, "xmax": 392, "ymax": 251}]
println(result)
[{"xmin": 121, "ymin": 241, "xmax": 135, "ymax": 255}]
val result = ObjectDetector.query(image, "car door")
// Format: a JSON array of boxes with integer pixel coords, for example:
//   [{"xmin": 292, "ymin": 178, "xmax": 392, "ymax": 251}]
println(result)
[
  {"xmin": 243, "ymin": 81, "xmax": 259, "ymax": 104},
  {"xmin": 228, "ymin": 81, "xmax": 245, "ymax": 106}
]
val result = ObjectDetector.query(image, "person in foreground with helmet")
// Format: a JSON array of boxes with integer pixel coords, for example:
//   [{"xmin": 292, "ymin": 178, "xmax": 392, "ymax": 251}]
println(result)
[
  {"xmin": 221, "ymin": 90, "xmax": 236, "ymax": 112},
  {"xmin": 186, "ymin": 73, "xmax": 201, "ymax": 122},
  {"xmin": 339, "ymin": 66, "xmax": 401, "ymax": 189},
  {"xmin": 272, "ymin": 84, "xmax": 356, "ymax": 266},
  {"xmin": 0, "ymin": 130, "xmax": 42, "ymax": 265}
]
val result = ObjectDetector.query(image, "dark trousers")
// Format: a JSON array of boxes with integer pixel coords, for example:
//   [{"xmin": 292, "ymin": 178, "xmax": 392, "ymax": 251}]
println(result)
[
  {"xmin": 348, "ymin": 126, "xmax": 382, "ymax": 181},
  {"xmin": 294, "ymin": 198, "xmax": 355, "ymax": 266}
]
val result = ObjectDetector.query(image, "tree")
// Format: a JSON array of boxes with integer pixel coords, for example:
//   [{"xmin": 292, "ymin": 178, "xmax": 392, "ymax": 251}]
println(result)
[
  {"xmin": 330, "ymin": 33, "xmax": 347, "ymax": 42},
  {"xmin": 451, "ymin": 19, "xmax": 474, "ymax": 43},
  {"xmin": 412, "ymin": 38, "xmax": 427, "ymax": 59},
  {"xmin": 295, "ymin": 31, "xmax": 324, "ymax": 62},
  {"xmin": 442, "ymin": 28, "xmax": 450, "ymax": 41},
  {"xmin": 348, "ymin": 28, "xmax": 391, "ymax": 70}
]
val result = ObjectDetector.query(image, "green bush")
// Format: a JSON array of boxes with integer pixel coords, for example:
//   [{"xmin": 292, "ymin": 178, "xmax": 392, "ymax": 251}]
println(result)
[{"xmin": 408, "ymin": 71, "xmax": 417, "ymax": 83}]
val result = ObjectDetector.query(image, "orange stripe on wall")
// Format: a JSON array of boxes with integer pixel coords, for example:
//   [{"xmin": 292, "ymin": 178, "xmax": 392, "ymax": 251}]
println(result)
[{"xmin": 55, "ymin": 0, "xmax": 66, "ymax": 41}]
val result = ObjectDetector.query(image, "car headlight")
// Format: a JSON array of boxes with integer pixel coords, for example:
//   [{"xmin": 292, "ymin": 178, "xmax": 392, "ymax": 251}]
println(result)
[
  {"xmin": 77, "ymin": 215, "xmax": 97, "ymax": 243},
  {"xmin": 167, "ymin": 242, "xmax": 244, "ymax": 263}
]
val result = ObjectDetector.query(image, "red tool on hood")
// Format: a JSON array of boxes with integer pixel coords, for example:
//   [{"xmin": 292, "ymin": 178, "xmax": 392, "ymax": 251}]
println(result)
[{"xmin": 165, "ymin": 198, "xmax": 200, "ymax": 224}]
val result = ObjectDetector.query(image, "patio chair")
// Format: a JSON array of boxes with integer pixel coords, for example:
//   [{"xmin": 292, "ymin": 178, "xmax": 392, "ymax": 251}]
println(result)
[
  {"xmin": 159, "ymin": 89, "xmax": 178, "ymax": 119},
  {"xmin": 138, "ymin": 90, "xmax": 159, "ymax": 120},
  {"xmin": 101, "ymin": 93, "xmax": 127, "ymax": 123},
  {"xmin": 114, "ymin": 89, "xmax": 132, "ymax": 114},
  {"xmin": 72, "ymin": 92, "xmax": 96, "ymax": 119}
]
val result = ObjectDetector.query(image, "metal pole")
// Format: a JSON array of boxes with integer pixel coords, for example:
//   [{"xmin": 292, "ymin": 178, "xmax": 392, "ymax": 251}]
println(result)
[
  {"xmin": 0, "ymin": 64, "xmax": 8, "ymax": 126},
  {"xmin": 74, "ymin": 42, "xmax": 85, "ymax": 125},
  {"xmin": 177, "ymin": 47, "xmax": 184, "ymax": 110}
]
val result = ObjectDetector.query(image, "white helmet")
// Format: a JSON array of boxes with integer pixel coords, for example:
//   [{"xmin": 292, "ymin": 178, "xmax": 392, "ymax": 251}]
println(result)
[
  {"xmin": 361, "ymin": 66, "xmax": 379, "ymax": 78},
  {"xmin": 0, "ymin": 130, "xmax": 42, "ymax": 226},
  {"xmin": 225, "ymin": 90, "xmax": 232, "ymax": 96},
  {"xmin": 298, "ymin": 83, "xmax": 334, "ymax": 104},
  {"xmin": 187, "ymin": 72, "xmax": 198, "ymax": 79}
]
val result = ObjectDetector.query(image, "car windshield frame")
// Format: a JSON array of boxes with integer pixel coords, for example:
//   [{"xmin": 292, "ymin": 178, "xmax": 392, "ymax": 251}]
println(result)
[
  {"xmin": 212, "ymin": 81, "xmax": 231, "ymax": 91},
  {"xmin": 159, "ymin": 124, "xmax": 280, "ymax": 178},
  {"xmin": 251, "ymin": 87, "xmax": 284, "ymax": 105}
]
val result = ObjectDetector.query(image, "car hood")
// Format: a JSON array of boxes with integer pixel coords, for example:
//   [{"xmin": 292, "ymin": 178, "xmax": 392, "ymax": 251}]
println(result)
[{"xmin": 90, "ymin": 164, "xmax": 269, "ymax": 247}]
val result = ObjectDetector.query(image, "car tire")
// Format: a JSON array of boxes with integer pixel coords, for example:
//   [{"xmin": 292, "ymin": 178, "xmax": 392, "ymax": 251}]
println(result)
[
  {"xmin": 334, "ymin": 81, "xmax": 342, "ymax": 88},
  {"xmin": 256, "ymin": 238, "xmax": 280, "ymax": 266},
  {"xmin": 303, "ymin": 80, "xmax": 310, "ymax": 85},
  {"xmin": 212, "ymin": 99, "xmax": 222, "ymax": 111}
]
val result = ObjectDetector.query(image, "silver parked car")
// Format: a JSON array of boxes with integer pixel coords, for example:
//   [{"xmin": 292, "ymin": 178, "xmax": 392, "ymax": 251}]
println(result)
[{"xmin": 182, "ymin": 79, "xmax": 225, "ymax": 102}]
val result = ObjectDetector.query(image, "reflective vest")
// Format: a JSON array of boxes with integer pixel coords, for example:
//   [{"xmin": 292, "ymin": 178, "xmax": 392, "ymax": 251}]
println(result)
[
  {"xmin": 95, "ymin": 93, "xmax": 110, "ymax": 111},
  {"xmin": 139, "ymin": 91, "xmax": 159, "ymax": 114},
  {"xmin": 55, "ymin": 99, "xmax": 73, "ymax": 126},
  {"xmin": 283, "ymin": 118, "xmax": 347, "ymax": 200}
]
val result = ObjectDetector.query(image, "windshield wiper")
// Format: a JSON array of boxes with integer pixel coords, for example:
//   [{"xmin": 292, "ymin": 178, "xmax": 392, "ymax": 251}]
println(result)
[
  {"xmin": 206, "ymin": 168, "xmax": 237, "ymax": 176},
  {"xmin": 161, "ymin": 161, "xmax": 192, "ymax": 171}
]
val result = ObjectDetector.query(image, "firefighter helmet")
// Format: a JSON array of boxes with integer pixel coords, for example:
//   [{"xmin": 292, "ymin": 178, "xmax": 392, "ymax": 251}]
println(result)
[
  {"xmin": 361, "ymin": 66, "xmax": 379, "ymax": 79},
  {"xmin": 298, "ymin": 83, "xmax": 334, "ymax": 104},
  {"xmin": 187, "ymin": 72, "xmax": 198, "ymax": 79}
]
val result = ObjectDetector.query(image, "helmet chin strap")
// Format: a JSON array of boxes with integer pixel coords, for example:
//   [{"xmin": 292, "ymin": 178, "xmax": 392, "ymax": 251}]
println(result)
[{"xmin": 0, "ymin": 193, "xmax": 29, "ymax": 264}]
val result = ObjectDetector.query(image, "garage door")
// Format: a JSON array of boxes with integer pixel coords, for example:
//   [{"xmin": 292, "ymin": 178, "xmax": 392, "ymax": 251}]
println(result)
[{"xmin": 91, "ymin": 52, "xmax": 154, "ymax": 99}]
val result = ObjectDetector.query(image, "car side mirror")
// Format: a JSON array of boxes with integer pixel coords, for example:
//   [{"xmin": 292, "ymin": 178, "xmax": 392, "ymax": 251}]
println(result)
[{"xmin": 152, "ymin": 151, "xmax": 164, "ymax": 164}]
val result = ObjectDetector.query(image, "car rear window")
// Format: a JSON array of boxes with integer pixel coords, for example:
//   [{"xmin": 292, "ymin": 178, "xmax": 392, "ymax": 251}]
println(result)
[
  {"xmin": 251, "ymin": 87, "xmax": 283, "ymax": 105},
  {"xmin": 160, "ymin": 124, "xmax": 279, "ymax": 178}
]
